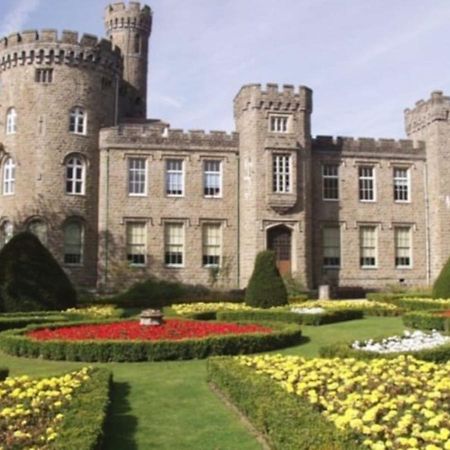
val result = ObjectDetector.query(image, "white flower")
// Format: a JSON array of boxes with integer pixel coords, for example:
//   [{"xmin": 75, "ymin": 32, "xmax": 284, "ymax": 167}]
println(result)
[{"xmin": 290, "ymin": 307, "xmax": 326, "ymax": 315}]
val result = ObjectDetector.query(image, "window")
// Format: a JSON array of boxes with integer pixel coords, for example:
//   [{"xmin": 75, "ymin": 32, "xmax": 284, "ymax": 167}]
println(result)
[
  {"xmin": 35, "ymin": 68, "xmax": 53, "ymax": 83},
  {"xmin": 0, "ymin": 221, "xmax": 13, "ymax": 248},
  {"xmin": 165, "ymin": 222, "xmax": 184, "ymax": 266},
  {"xmin": 128, "ymin": 158, "xmax": 147, "ymax": 196},
  {"xmin": 395, "ymin": 227, "xmax": 412, "ymax": 268},
  {"xmin": 126, "ymin": 222, "xmax": 146, "ymax": 265},
  {"xmin": 273, "ymin": 154, "xmax": 291, "ymax": 193},
  {"xmin": 28, "ymin": 220, "xmax": 47, "ymax": 245},
  {"xmin": 69, "ymin": 107, "xmax": 87, "ymax": 135},
  {"xmin": 269, "ymin": 115, "xmax": 288, "ymax": 133},
  {"xmin": 64, "ymin": 221, "xmax": 83, "ymax": 265},
  {"xmin": 203, "ymin": 160, "xmax": 221, "ymax": 197},
  {"xmin": 3, "ymin": 158, "xmax": 15, "ymax": 195},
  {"xmin": 323, "ymin": 226, "xmax": 340, "ymax": 268},
  {"xmin": 360, "ymin": 226, "xmax": 377, "ymax": 268},
  {"xmin": 166, "ymin": 159, "xmax": 184, "ymax": 196},
  {"xmin": 394, "ymin": 168, "xmax": 410, "ymax": 202},
  {"xmin": 359, "ymin": 166, "xmax": 375, "ymax": 201},
  {"xmin": 6, "ymin": 108, "xmax": 17, "ymax": 135},
  {"xmin": 322, "ymin": 164, "xmax": 339, "ymax": 200},
  {"xmin": 65, "ymin": 156, "xmax": 85, "ymax": 195},
  {"xmin": 202, "ymin": 223, "xmax": 221, "ymax": 267},
  {"xmin": 134, "ymin": 33, "xmax": 141, "ymax": 54}
]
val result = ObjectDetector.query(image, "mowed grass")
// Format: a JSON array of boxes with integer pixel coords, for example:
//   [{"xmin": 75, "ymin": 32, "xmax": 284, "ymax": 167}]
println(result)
[{"xmin": 0, "ymin": 316, "xmax": 406, "ymax": 449}]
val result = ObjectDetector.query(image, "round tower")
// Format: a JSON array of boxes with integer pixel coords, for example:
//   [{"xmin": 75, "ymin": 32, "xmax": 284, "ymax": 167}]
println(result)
[
  {"xmin": 105, "ymin": 2, "xmax": 152, "ymax": 118},
  {"xmin": 0, "ymin": 30, "xmax": 121, "ymax": 286}
]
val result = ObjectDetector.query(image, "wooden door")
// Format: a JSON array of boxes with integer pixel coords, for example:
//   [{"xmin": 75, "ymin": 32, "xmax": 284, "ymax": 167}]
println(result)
[{"xmin": 267, "ymin": 226, "xmax": 292, "ymax": 275}]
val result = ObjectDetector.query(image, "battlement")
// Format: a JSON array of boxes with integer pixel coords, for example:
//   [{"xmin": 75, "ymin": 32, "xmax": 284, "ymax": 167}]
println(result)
[
  {"xmin": 105, "ymin": 2, "xmax": 152, "ymax": 34},
  {"xmin": 100, "ymin": 124, "xmax": 239, "ymax": 150},
  {"xmin": 404, "ymin": 90, "xmax": 450, "ymax": 136},
  {"xmin": 0, "ymin": 30, "xmax": 122, "ymax": 74},
  {"xmin": 234, "ymin": 83, "xmax": 313, "ymax": 118},
  {"xmin": 313, "ymin": 135, "xmax": 425, "ymax": 156}
]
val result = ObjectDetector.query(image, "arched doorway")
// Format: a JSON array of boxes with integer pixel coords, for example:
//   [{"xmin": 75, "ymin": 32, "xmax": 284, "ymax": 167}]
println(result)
[{"xmin": 267, "ymin": 225, "xmax": 292, "ymax": 275}]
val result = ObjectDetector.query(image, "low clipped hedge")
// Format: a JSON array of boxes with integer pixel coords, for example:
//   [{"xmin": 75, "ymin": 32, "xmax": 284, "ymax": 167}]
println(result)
[
  {"xmin": 319, "ymin": 341, "xmax": 450, "ymax": 363},
  {"xmin": 0, "ymin": 314, "xmax": 69, "ymax": 331},
  {"xmin": 403, "ymin": 311, "xmax": 450, "ymax": 332},
  {"xmin": 0, "ymin": 319, "xmax": 303, "ymax": 362},
  {"xmin": 53, "ymin": 368, "xmax": 111, "ymax": 450},
  {"xmin": 207, "ymin": 357, "xmax": 362, "ymax": 450},
  {"xmin": 366, "ymin": 292, "xmax": 431, "ymax": 302},
  {"xmin": 0, "ymin": 367, "xmax": 8, "ymax": 380},
  {"xmin": 216, "ymin": 309, "xmax": 363, "ymax": 326}
]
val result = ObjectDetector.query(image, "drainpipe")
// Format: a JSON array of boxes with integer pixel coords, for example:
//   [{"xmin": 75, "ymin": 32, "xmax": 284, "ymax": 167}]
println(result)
[
  {"xmin": 424, "ymin": 162, "xmax": 431, "ymax": 285},
  {"xmin": 237, "ymin": 153, "xmax": 241, "ymax": 288}
]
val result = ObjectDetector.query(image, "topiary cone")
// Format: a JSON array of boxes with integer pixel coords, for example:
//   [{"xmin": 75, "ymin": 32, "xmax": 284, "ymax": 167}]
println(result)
[{"xmin": 433, "ymin": 256, "xmax": 450, "ymax": 299}]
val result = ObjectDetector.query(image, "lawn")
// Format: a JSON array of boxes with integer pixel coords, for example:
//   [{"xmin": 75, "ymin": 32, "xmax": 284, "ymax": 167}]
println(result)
[{"xmin": 0, "ymin": 316, "xmax": 405, "ymax": 449}]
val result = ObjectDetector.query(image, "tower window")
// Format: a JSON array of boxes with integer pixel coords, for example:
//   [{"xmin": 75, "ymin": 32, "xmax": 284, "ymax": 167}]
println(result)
[
  {"xmin": 65, "ymin": 156, "xmax": 85, "ymax": 195},
  {"xmin": 3, "ymin": 157, "xmax": 15, "ymax": 195},
  {"xmin": 0, "ymin": 221, "xmax": 13, "ymax": 249},
  {"xmin": 272, "ymin": 154, "xmax": 291, "ymax": 193},
  {"xmin": 69, "ymin": 107, "xmax": 87, "ymax": 135},
  {"xmin": 6, "ymin": 108, "xmax": 17, "ymax": 135},
  {"xmin": 269, "ymin": 115, "xmax": 289, "ymax": 133},
  {"xmin": 134, "ymin": 33, "xmax": 141, "ymax": 54},
  {"xmin": 64, "ymin": 221, "xmax": 84, "ymax": 265},
  {"xmin": 203, "ymin": 160, "xmax": 221, "ymax": 197},
  {"xmin": 35, "ymin": 68, "xmax": 53, "ymax": 83},
  {"xmin": 28, "ymin": 220, "xmax": 47, "ymax": 245}
]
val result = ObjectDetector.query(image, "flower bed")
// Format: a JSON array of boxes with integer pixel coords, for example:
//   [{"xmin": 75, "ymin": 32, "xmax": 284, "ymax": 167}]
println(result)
[
  {"xmin": 369, "ymin": 296, "xmax": 450, "ymax": 311},
  {"xmin": 291, "ymin": 300, "xmax": 401, "ymax": 316},
  {"xmin": 232, "ymin": 354, "xmax": 450, "ymax": 450},
  {"xmin": 0, "ymin": 319, "xmax": 302, "ymax": 362},
  {"xmin": 403, "ymin": 310, "xmax": 450, "ymax": 332},
  {"xmin": 0, "ymin": 367, "xmax": 111, "ymax": 450}
]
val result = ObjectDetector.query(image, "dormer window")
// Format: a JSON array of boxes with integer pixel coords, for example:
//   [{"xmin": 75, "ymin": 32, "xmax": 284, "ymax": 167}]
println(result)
[
  {"xmin": 269, "ymin": 115, "xmax": 289, "ymax": 133},
  {"xmin": 69, "ymin": 107, "xmax": 87, "ymax": 135}
]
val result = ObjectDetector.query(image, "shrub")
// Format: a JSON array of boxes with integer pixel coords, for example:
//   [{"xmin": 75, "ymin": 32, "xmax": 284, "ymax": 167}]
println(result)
[
  {"xmin": 0, "ymin": 320, "xmax": 303, "ymax": 362},
  {"xmin": 0, "ymin": 232, "xmax": 77, "ymax": 312},
  {"xmin": 0, "ymin": 367, "xmax": 8, "ymax": 381},
  {"xmin": 403, "ymin": 311, "xmax": 450, "ymax": 332},
  {"xmin": 366, "ymin": 292, "xmax": 431, "ymax": 302},
  {"xmin": 207, "ymin": 357, "xmax": 361, "ymax": 450},
  {"xmin": 245, "ymin": 251, "xmax": 287, "ymax": 308},
  {"xmin": 433, "ymin": 256, "xmax": 450, "ymax": 298},
  {"xmin": 0, "ymin": 314, "xmax": 69, "ymax": 331}
]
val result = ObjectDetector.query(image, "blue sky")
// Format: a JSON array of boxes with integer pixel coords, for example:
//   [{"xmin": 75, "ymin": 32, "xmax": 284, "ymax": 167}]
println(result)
[{"xmin": 2, "ymin": 0, "xmax": 450, "ymax": 138}]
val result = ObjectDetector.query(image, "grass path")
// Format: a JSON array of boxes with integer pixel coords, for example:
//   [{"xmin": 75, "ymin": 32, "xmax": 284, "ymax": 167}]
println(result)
[{"xmin": 0, "ymin": 316, "xmax": 405, "ymax": 449}]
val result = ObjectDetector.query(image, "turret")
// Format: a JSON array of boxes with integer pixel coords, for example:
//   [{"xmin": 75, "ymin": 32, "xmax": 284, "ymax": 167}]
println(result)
[{"xmin": 105, "ymin": 2, "xmax": 152, "ymax": 118}]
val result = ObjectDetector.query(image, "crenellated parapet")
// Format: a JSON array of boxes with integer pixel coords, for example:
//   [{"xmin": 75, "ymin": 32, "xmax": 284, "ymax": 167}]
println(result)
[
  {"xmin": 0, "ymin": 30, "xmax": 122, "ymax": 74},
  {"xmin": 100, "ymin": 123, "xmax": 239, "ymax": 150},
  {"xmin": 313, "ymin": 135, "xmax": 425, "ymax": 157},
  {"xmin": 234, "ymin": 83, "xmax": 313, "ymax": 119},
  {"xmin": 404, "ymin": 91, "xmax": 450, "ymax": 136},
  {"xmin": 105, "ymin": 2, "xmax": 152, "ymax": 34}
]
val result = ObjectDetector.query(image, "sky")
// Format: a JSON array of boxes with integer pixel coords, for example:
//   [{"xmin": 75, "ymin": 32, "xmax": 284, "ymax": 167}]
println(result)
[{"xmin": 1, "ymin": 0, "xmax": 450, "ymax": 138}]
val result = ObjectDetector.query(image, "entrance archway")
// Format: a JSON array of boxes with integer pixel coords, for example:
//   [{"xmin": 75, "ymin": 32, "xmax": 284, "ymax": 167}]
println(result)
[{"xmin": 267, "ymin": 225, "xmax": 292, "ymax": 275}]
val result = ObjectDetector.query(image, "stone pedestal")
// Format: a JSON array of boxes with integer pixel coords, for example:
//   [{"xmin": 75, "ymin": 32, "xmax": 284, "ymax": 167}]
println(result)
[
  {"xmin": 318, "ymin": 285, "xmax": 330, "ymax": 300},
  {"xmin": 140, "ymin": 309, "xmax": 164, "ymax": 326}
]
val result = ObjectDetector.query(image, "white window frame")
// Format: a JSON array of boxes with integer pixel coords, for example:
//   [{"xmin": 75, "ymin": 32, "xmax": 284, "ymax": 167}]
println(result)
[
  {"xmin": 395, "ymin": 226, "xmax": 412, "ymax": 268},
  {"xmin": 322, "ymin": 226, "xmax": 341, "ymax": 269},
  {"xmin": 164, "ymin": 222, "xmax": 184, "ymax": 267},
  {"xmin": 65, "ymin": 156, "xmax": 86, "ymax": 195},
  {"xmin": 64, "ymin": 221, "xmax": 84, "ymax": 266},
  {"xmin": 272, "ymin": 154, "xmax": 291, "ymax": 193},
  {"xmin": 203, "ymin": 160, "xmax": 222, "ymax": 198},
  {"xmin": 202, "ymin": 223, "xmax": 222, "ymax": 267},
  {"xmin": 359, "ymin": 225, "xmax": 377, "ymax": 268},
  {"xmin": 69, "ymin": 107, "xmax": 87, "ymax": 135},
  {"xmin": 359, "ymin": 166, "xmax": 376, "ymax": 202},
  {"xmin": 165, "ymin": 159, "xmax": 184, "ymax": 197},
  {"xmin": 269, "ymin": 115, "xmax": 289, "ymax": 133},
  {"xmin": 0, "ymin": 221, "xmax": 13, "ymax": 248},
  {"xmin": 6, "ymin": 108, "xmax": 17, "ymax": 135},
  {"xmin": 393, "ymin": 167, "xmax": 410, "ymax": 203},
  {"xmin": 128, "ymin": 157, "xmax": 147, "ymax": 196},
  {"xmin": 322, "ymin": 164, "xmax": 339, "ymax": 201},
  {"xmin": 3, "ymin": 158, "xmax": 15, "ymax": 196},
  {"xmin": 126, "ymin": 221, "xmax": 147, "ymax": 266}
]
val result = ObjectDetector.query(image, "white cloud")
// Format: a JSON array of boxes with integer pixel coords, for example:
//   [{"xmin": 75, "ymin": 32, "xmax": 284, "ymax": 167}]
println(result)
[{"xmin": 0, "ymin": 0, "xmax": 41, "ymax": 38}]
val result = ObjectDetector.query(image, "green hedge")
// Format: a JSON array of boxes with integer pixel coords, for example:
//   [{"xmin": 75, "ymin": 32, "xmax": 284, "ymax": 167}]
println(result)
[
  {"xmin": 0, "ymin": 367, "xmax": 8, "ymax": 380},
  {"xmin": 366, "ymin": 292, "xmax": 431, "ymax": 302},
  {"xmin": 0, "ymin": 315, "xmax": 69, "ymax": 331},
  {"xmin": 53, "ymin": 368, "xmax": 111, "ymax": 450},
  {"xmin": 403, "ymin": 311, "xmax": 450, "ymax": 332},
  {"xmin": 319, "ymin": 342, "xmax": 450, "ymax": 363},
  {"xmin": 207, "ymin": 357, "xmax": 362, "ymax": 450},
  {"xmin": 0, "ymin": 320, "xmax": 303, "ymax": 362},
  {"xmin": 216, "ymin": 309, "xmax": 363, "ymax": 325}
]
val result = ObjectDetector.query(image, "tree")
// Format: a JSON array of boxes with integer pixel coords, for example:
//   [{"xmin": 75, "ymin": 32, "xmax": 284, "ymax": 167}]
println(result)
[
  {"xmin": 432, "ymin": 256, "xmax": 450, "ymax": 299},
  {"xmin": 0, "ymin": 232, "xmax": 77, "ymax": 312},
  {"xmin": 245, "ymin": 250, "xmax": 288, "ymax": 308}
]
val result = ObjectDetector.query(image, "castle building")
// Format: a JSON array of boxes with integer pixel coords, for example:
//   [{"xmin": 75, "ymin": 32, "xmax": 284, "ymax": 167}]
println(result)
[{"xmin": 0, "ymin": 2, "xmax": 448, "ymax": 291}]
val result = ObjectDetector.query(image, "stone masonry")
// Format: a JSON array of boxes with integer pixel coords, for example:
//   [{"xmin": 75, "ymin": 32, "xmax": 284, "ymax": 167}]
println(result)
[{"xmin": 0, "ymin": 2, "xmax": 447, "ymax": 291}]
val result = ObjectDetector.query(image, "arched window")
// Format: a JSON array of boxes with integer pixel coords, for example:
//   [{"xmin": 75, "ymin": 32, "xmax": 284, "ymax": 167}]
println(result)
[
  {"xmin": 6, "ymin": 108, "xmax": 17, "ymax": 134},
  {"xmin": 134, "ymin": 33, "xmax": 141, "ymax": 54},
  {"xmin": 65, "ymin": 156, "xmax": 85, "ymax": 195},
  {"xmin": 0, "ymin": 221, "xmax": 13, "ymax": 248},
  {"xmin": 3, "ymin": 158, "xmax": 15, "ymax": 195},
  {"xmin": 69, "ymin": 107, "xmax": 87, "ymax": 134},
  {"xmin": 64, "ymin": 221, "xmax": 83, "ymax": 265},
  {"xmin": 28, "ymin": 219, "xmax": 47, "ymax": 245}
]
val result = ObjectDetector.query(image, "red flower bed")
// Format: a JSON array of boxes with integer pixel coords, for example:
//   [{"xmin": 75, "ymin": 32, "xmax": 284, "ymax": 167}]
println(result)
[{"xmin": 27, "ymin": 319, "xmax": 272, "ymax": 341}]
